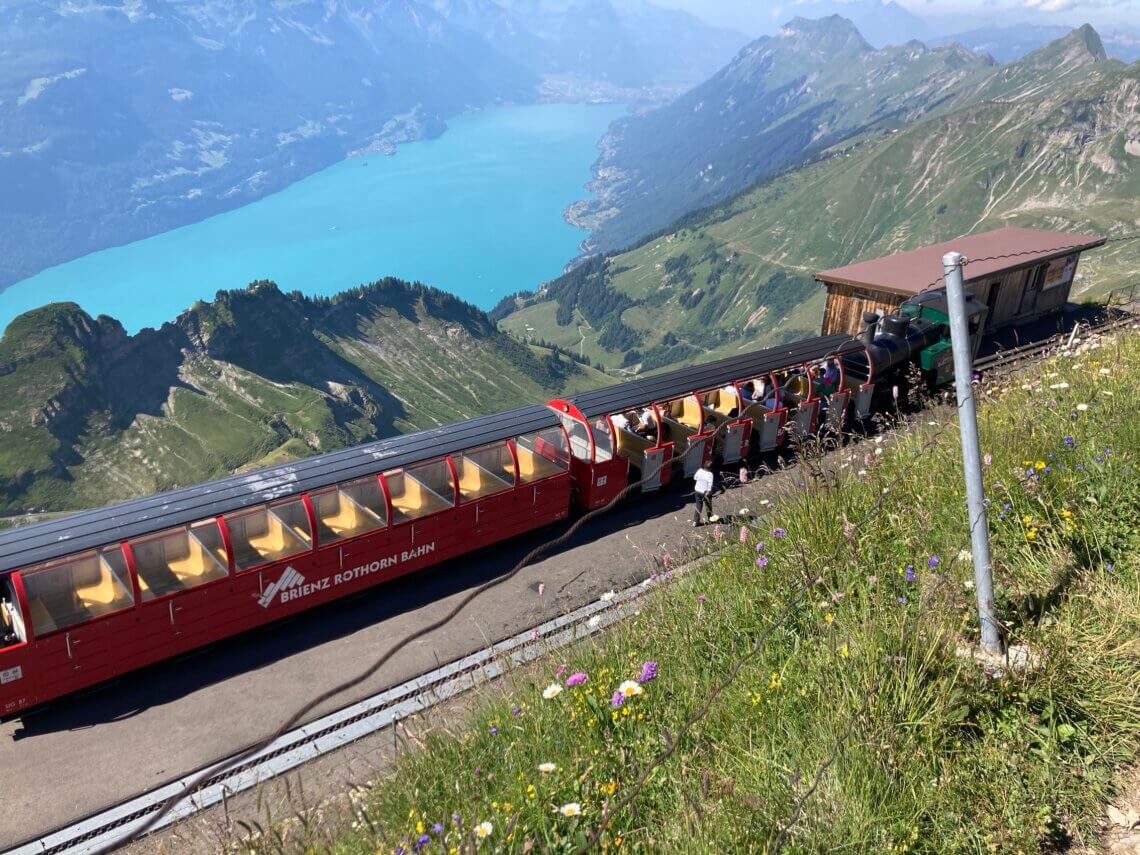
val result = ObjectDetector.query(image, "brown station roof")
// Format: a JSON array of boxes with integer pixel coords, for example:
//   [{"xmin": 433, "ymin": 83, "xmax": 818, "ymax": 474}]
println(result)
[{"xmin": 816, "ymin": 227, "xmax": 1106, "ymax": 296}]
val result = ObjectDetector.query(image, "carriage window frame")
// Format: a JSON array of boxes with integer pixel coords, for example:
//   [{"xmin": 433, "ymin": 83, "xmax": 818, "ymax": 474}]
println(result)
[
  {"xmin": 455, "ymin": 442, "xmax": 516, "ymax": 504},
  {"xmin": 515, "ymin": 428, "xmax": 571, "ymax": 483},
  {"xmin": 591, "ymin": 417, "xmax": 615, "ymax": 463},
  {"xmin": 1, "ymin": 574, "xmax": 26, "ymax": 646},
  {"xmin": 224, "ymin": 498, "xmax": 313, "ymax": 573},
  {"xmin": 385, "ymin": 458, "xmax": 457, "ymax": 524},
  {"xmin": 129, "ymin": 519, "xmax": 230, "ymax": 601},
  {"xmin": 19, "ymin": 546, "xmax": 135, "ymax": 637},
  {"xmin": 311, "ymin": 476, "xmax": 388, "ymax": 546}
]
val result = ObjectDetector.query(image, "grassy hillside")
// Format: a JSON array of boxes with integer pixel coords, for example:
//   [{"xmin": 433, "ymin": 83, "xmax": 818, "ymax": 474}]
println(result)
[
  {"xmin": 0, "ymin": 279, "xmax": 607, "ymax": 513},
  {"xmin": 263, "ymin": 325, "xmax": 1140, "ymax": 853},
  {"xmin": 500, "ymin": 57, "xmax": 1140, "ymax": 371}
]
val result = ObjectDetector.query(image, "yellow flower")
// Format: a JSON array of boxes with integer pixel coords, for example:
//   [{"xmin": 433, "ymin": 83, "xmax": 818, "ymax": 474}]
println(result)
[
  {"xmin": 824, "ymin": 613, "xmax": 834, "ymax": 624},
  {"xmin": 769, "ymin": 672, "xmax": 782, "ymax": 689},
  {"xmin": 1034, "ymin": 461, "xmax": 1047, "ymax": 471},
  {"xmin": 416, "ymin": 821, "xmax": 424, "ymax": 835},
  {"xmin": 1026, "ymin": 528, "xmax": 1038, "ymax": 541},
  {"xmin": 1061, "ymin": 508, "xmax": 1073, "ymax": 520},
  {"xmin": 840, "ymin": 643, "xmax": 849, "ymax": 659}
]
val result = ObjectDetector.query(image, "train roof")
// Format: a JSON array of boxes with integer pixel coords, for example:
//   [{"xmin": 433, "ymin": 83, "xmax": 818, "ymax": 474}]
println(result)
[
  {"xmin": 566, "ymin": 333, "xmax": 864, "ymax": 418},
  {"xmin": 0, "ymin": 404, "xmax": 559, "ymax": 574}
]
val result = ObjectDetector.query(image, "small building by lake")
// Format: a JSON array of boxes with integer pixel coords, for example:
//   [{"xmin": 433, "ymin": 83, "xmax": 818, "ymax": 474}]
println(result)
[{"xmin": 815, "ymin": 227, "xmax": 1106, "ymax": 336}]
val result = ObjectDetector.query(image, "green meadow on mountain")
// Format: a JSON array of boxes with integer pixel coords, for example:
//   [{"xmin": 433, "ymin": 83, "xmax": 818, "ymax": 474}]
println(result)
[
  {"xmin": 499, "ymin": 30, "xmax": 1138, "ymax": 372},
  {"xmin": 0, "ymin": 280, "xmax": 605, "ymax": 513}
]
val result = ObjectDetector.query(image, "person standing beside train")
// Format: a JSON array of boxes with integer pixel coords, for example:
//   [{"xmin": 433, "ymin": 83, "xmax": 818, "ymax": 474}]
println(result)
[{"xmin": 692, "ymin": 463, "xmax": 715, "ymax": 527}]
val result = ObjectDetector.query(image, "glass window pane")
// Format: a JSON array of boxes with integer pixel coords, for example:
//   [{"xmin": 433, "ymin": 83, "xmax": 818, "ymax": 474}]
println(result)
[
  {"xmin": 225, "ymin": 499, "xmax": 311, "ymax": 571},
  {"xmin": 516, "ymin": 429, "xmax": 570, "ymax": 483},
  {"xmin": 457, "ymin": 443, "xmax": 514, "ymax": 503},
  {"xmin": 131, "ymin": 521, "xmax": 229, "ymax": 600},
  {"xmin": 554, "ymin": 412, "xmax": 592, "ymax": 462},
  {"xmin": 387, "ymin": 460, "xmax": 455, "ymax": 523},
  {"xmin": 313, "ymin": 477, "xmax": 387, "ymax": 544},
  {"xmin": 592, "ymin": 417, "xmax": 614, "ymax": 462},
  {"xmin": 21, "ymin": 548, "xmax": 134, "ymax": 635}
]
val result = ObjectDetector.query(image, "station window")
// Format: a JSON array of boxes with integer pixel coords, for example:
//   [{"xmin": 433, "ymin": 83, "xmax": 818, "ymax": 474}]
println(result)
[
  {"xmin": 592, "ymin": 418, "xmax": 614, "ymax": 462},
  {"xmin": 387, "ymin": 459, "xmax": 455, "ymax": 523},
  {"xmin": 130, "ymin": 520, "xmax": 229, "ymax": 600},
  {"xmin": 312, "ymin": 476, "xmax": 388, "ymax": 545},
  {"xmin": 1, "ymin": 574, "xmax": 26, "ymax": 646},
  {"xmin": 20, "ymin": 547, "xmax": 134, "ymax": 636},
  {"xmin": 225, "ymin": 498, "xmax": 312, "ymax": 572},
  {"xmin": 455, "ymin": 443, "xmax": 515, "ymax": 503},
  {"xmin": 515, "ymin": 428, "xmax": 570, "ymax": 483}
]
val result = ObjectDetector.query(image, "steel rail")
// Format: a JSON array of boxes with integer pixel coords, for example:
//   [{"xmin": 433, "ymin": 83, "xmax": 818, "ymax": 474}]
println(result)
[{"xmin": 5, "ymin": 306, "xmax": 1134, "ymax": 855}]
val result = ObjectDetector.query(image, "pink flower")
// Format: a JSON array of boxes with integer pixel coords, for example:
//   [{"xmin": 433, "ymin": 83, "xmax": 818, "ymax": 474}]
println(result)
[
  {"xmin": 756, "ymin": 556, "xmax": 768, "ymax": 568},
  {"xmin": 832, "ymin": 591, "xmax": 844, "ymax": 602},
  {"xmin": 868, "ymin": 575, "xmax": 877, "ymax": 585},
  {"xmin": 698, "ymin": 594, "xmax": 708, "ymax": 603},
  {"xmin": 983, "ymin": 454, "xmax": 992, "ymax": 466},
  {"xmin": 531, "ymin": 628, "xmax": 540, "ymax": 640},
  {"xmin": 663, "ymin": 554, "xmax": 671, "ymax": 568},
  {"xmin": 739, "ymin": 527, "xmax": 748, "ymax": 543},
  {"xmin": 565, "ymin": 672, "xmax": 587, "ymax": 687},
  {"xmin": 555, "ymin": 664, "xmax": 567, "ymax": 678}
]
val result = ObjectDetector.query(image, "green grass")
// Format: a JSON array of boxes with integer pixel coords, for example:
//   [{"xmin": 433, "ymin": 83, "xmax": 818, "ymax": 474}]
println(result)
[{"xmin": 252, "ymin": 326, "xmax": 1140, "ymax": 853}]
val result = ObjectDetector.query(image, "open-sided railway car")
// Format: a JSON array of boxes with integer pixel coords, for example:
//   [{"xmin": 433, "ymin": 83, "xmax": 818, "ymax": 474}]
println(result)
[{"xmin": 0, "ymin": 297, "xmax": 985, "ymax": 716}]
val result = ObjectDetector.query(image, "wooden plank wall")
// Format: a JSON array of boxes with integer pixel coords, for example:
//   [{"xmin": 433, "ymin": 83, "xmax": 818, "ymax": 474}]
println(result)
[{"xmin": 820, "ymin": 283, "xmax": 905, "ymax": 336}]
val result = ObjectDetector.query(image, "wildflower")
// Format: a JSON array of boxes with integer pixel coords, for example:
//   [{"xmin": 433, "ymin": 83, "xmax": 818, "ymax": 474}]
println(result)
[
  {"xmin": 840, "ymin": 643, "xmax": 849, "ymax": 659},
  {"xmin": 773, "ymin": 527, "xmax": 787, "ymax": 538},
  {"xmin": 867, "ymin": 575, "xmax": 877, "ymax": 585},
  {"xmin": 769, "ymin": 671, "xmax": 782, "ymax": 689},
  {"xmin": 489, "ymin": 725, "xmax": 499, "ymax": 735},
  {"xmin": 824, "ymin": 612, "xmax": 834, "ymax": 623},
  {"xmin": 697, "ymin": 594, "xmax": 708, "ymax": 603},
  {"xmin": 1049, "ymin": 382, "xmax": 1069, "ymax": 389},
  {"xmin": 587, "ymin": 616, "xmax": 601, "ymax": 629},
  {"xmin": 557, "ymin": 803, "xmax": 583, "ymax": 817},
  {"xmin": 904, "ymin": 565, "xmax": 916, "ymax": 583},
  {"xmin": 964, "ymin": 579, "xmax": 975, "ymax": 590},
  {"xmin": 531, "ymin": 628, "xmax": 540, "ymax": 641},
  {"xmin": 600, "ymin": 590, "xmax": 616, "ymax": 602},
  {"xmin": 538, "ymin": 762, "xmax": 557, "ymax": 773},
  {"xmin": 983, "ymin": 453, "xmax": 992, "ymax": 466},
  {"xmin": 543, "ymin": 684, "xmax": 563, "ymax": 700},
  {"xmin": 433, "ymin": 823, "xmax": 444, "ymax": 835},
  {"xmin": 957, "ymin": 549, "xmax": 972, "ymax": 562},
  {"xmin": 1099, "ymin": 367, "xmax": 1111, "ymax": 374},
  {"xmin": 415, "ymin": 834, "xmax": 431, "ymax": 852},
  {"xmin": 898, "ymin": 596, "xmax": 906, "ymax": 604},
  {"xmin": 556, "ymin": 664, "xmax": 567, "ymax": 678},
  {"xmin": 1034, "ymin": 460, "xmax": 1047, "ymax": 471},
  {"xmin": 638, "ymin": 660, "xmax": 658, "ymax": 682},
  {"xmin": 1064, "ymin": 436, "xmax": 1075, "ymax": 447},
  {"xmin": 832, "ymin": 591, "xmax": 844, "ymax": 602},
  {"xmin": 739, "ymin": 527, "xmax": 748, "ymax": 543},
  {"xmin": 566, "ymin": 672, "xmax": 588, "ymax": 687},
  {"xmin": 1076, "ymin": 403, "xmax": 1089, "ymax": 412},
  {"xmin": 662, "ymin": 554, "xmax": 671, "ymax": 568},
  {"xmin": 617, "ymin": 680, "xmax": 644, "ymax": 699},
  {"xmin": 611, "ymin": 691, "xmax": 625, "ymax": 708},
  {"xmin": 474, "ymin": 821, "xmax": 493, "ymax": 839},
  {"xmin": 755, "ymin": 541, "xmax": 765, "ymax": 552},
  {"xmin": 927, "ymin": 555, "xmax": 941, "ymax": 568},
  {"xmin": 511, "ymin": 706, "xmax": 521, "ymax": 717}
]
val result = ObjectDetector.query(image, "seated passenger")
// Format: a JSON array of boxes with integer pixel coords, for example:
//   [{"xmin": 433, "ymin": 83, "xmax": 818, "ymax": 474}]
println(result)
[
  {"xmin": 740, "ymin": 382, "xmax": 756, "ymax": 404},
  {"xmin": 611, "ymin": 412, "xmax": 630, "ymax": 432},
  {"xmin": 635, "ymin": 408, "xmax": 657, "ymax": 440},
  {"xmin": 763, "ymin": 387, "xmax": 785, "ymax": 410}
]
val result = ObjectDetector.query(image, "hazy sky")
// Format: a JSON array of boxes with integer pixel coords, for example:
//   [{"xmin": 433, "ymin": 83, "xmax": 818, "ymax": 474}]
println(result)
[{"xmin": 651, "ymin": 0, "xmax": 1140, "ymax": 35}]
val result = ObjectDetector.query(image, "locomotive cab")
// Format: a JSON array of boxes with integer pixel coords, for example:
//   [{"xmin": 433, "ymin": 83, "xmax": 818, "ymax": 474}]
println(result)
[{"xmin": 902, "ymin": 292, "xmax": 988, "ymax": 387}]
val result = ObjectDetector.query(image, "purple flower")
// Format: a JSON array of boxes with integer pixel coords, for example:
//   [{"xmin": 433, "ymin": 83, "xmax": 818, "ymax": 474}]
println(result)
[
  {"xmin": 756, "ymin": 556, "xmax": 768, "ymax": 568},
  {"xmin": 1044, "ymin": 466, "xmax": 1052, "ymax": 473},
  {"xmin": 1107, "ymin": 563, "xmax": 1115, "ymax": 572},
  {"xmin": 510, "ymin": 706, "xmax": 521, "ymax": 717},
  {"xmin": 998, "ymin": 514, "xmax": 1005, "ymax": 521},
  {"xmin": 927, "ymin": 555, "xmax": 940, "ymax": 568},
  {"xmin": 755, "ymin": 541, "xmax": 765, "ymax": 552},
  {"xmin": 566, "ymin": 672, "xmax": 588, "ymax": 687},
  {"xmin": 489, "ymin": 726, "xmax": 499, "ymax": 735},
  {"xmin": 555, "ymin": 664, "xmax": 567, "ymax": 678},
  {"xmin": 904, "ymin": 565, "xmax": 916, "ymax": 583},
  {"xmin": 898, "ymin": 596, "xmax": 906, "ymax": 604},
  {"xmin": 1064, "ymin": 436, "xmax": 1074, "ymax": 447},
  {"xmin": 452, "ymin": 813, "xmax": 462, "ymax": 826},
  {"xmin": 1096, "ymin": 455, "xmax": 1104, "ymax": 463},
  {"xmin": 1003, "ymin": 503, "xmax": 1012, "ymax": 510},
  {"xmin": 773, "ymin": 527, "xmax": 787, "ymax": 539},
  {"xmin": 638, "ymin": 661, "xmax": 658, "ymax": 683},
  {"xmin": 983, "ymin": 453, "xmax": 992, "ymax": 466},
  {"xmin": 432, "ymin": 823, "xmax": 444, "ymax": 835},
  {"xmin": 1076, "ymin": 464, "xmax": 1085, "ymax": 471},
  {"xmin": 611, "ymin": 691, "xmax": 625, "ymax": 708},
  {"xmin": 396, "ymin": 848, "xmax": 407, "ymax": 855},
  {"xmin": 414, "ymin": 834, "xmax": 430, "ymax": 853},
  {"xmin": 698, "ymin": 594, "xmax": 708, "ymax": 603}
]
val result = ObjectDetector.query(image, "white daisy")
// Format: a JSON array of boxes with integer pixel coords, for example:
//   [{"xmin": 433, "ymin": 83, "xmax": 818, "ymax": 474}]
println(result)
[{"xmin": 542, "ymin": 683, "xmax": 563, "ymax": 700}]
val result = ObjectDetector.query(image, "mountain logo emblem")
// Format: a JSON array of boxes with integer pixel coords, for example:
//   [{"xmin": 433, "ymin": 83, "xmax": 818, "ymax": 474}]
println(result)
[{"xmin": 258, "ymin": 566, "xmax": 305, "ymax": 608}]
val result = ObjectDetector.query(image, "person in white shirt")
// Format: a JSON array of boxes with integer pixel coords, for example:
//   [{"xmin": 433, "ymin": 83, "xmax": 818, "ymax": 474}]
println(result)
[
  {"xmin": 692, "ymin": 463, "xmax": 715, "ymax": 526},
  {"xmin": 635, "ymin": 407, "xmax": 657, "ymax": 440}
]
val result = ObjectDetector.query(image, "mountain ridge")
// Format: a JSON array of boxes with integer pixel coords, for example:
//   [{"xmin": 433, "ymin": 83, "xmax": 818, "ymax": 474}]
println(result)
[{"xmin": 0, "ymin": 278, "xmax": 605, "ymax": 513}]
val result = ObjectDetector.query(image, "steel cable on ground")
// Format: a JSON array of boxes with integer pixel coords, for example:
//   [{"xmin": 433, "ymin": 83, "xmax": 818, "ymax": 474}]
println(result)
[{"xmin": 102, "ymin": 266, "xmax": 1129, "ymax": 851}]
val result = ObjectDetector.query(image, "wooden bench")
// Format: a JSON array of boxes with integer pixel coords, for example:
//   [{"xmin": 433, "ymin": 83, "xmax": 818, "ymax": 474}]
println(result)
[
  {"xmin": 390, "ymin": 474, "xmax": 453, "ymax": 522},
  {"xmin": 457, "ymin": 459, "xmax": 512, "ymax": 501},
  {"xmin": 315, "ymin": 490, "xmax": 385, "ymax": 542},
  {"xmin": 615, "ymin": 426, "xmax": 654, "ymax": 470},
  {"xmin": 516, "ymin": 445, "xmax": 564, "ymax": 481}
]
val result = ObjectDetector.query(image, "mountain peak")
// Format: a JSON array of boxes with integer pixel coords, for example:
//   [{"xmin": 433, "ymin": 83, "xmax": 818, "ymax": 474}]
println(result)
[
  {"xmin": 778, "ymin": 15, "xmax": 871, "ymax": 54},
  {"xmin": 1066, "ymin": 23, "xmax": 1108, "ymax": 61}
]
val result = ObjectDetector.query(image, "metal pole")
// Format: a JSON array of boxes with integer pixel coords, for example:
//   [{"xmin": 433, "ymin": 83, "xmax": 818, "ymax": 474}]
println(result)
[{"xmin": 943, "ymin": 251, "xmax": 1003, "ymax": 656}]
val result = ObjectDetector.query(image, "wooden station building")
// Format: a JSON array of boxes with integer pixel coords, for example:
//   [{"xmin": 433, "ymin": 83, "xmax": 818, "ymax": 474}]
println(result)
[{"xmin": 816, "ymin": 227, "xmax": 1106, "ymax": 336}]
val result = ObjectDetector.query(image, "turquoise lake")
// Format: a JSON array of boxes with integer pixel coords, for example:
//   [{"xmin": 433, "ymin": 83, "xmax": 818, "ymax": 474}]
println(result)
[{"xmin": 0, "ymin": 102, "xmax": 625, "ymax": 335}]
